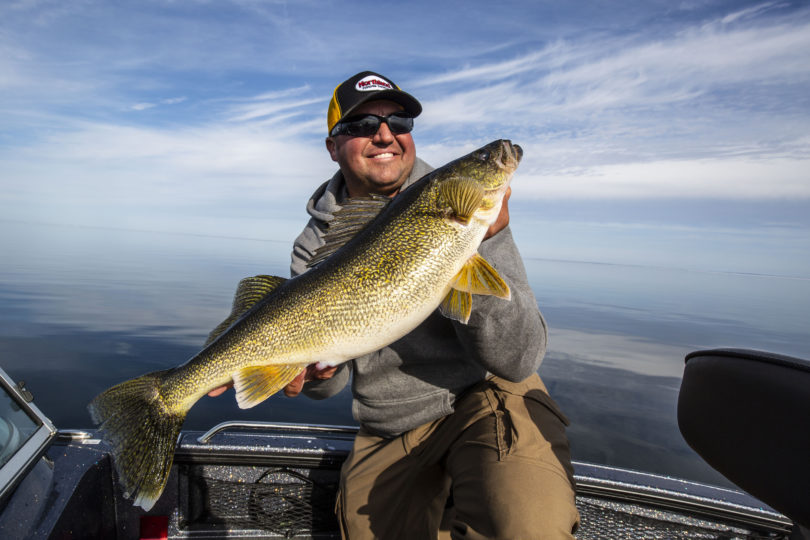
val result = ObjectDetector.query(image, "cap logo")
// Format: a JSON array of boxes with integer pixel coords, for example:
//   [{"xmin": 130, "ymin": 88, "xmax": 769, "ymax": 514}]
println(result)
[{"xmin": 355, "ymin": 75, "xmax": 394, "ymax": 92}]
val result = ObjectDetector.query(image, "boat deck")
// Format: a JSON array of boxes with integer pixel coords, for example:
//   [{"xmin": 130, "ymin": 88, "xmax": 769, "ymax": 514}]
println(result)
[{"xmin": 3, "ymin": 422, "xmax": 790, "ymax": 539}]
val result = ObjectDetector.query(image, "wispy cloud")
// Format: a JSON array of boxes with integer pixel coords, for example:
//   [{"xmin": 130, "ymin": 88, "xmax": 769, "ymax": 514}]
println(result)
[
  {"xmin": 130, "ymin": 97, "xmax": 186, "ymax": 111},
  {"xmin": 0, "ymin": 0, "xmax": 808, "ymax": 240},
  {"xmin": 518, "ymin": 154, "xmax": 810, "ymax": 199},
  {"xmin": 419, "ymin": 9, "xmax": 810, "ymax": 123}
]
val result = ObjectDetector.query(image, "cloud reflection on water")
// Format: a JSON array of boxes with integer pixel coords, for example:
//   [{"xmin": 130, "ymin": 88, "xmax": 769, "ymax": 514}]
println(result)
[{"xmin": 1, "ymin": 222, "xmax": 808, "ymax": 490}]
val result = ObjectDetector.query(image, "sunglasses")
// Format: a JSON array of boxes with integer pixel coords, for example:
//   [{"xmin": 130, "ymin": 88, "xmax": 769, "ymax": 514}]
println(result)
[{"xmin": 330, "ymin": 112, "xmax": 414, "ymax": 138}]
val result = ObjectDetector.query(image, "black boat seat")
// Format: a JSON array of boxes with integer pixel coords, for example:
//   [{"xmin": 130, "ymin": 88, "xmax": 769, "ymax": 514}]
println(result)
[{"xmin": 678, "ymin": 348, "xmax": 810, "ymax": 533}]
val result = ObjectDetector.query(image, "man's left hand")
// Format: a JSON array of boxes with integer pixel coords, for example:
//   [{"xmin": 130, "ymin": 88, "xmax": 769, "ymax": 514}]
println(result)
[{"xmin": 484, "ymin": 187, "xmax": 511, "ymax": 240}]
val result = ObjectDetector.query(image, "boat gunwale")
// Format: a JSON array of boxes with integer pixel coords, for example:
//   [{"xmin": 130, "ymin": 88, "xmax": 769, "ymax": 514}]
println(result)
[{"xmin": 154, "ymin": 421, "xmax": 793, "ymax": 533}]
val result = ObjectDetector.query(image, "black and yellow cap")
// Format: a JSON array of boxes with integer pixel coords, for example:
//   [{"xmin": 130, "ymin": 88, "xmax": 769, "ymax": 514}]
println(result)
[{"xmin": 327, "ymin": 71, "xmax": 422, "ymax": 135}]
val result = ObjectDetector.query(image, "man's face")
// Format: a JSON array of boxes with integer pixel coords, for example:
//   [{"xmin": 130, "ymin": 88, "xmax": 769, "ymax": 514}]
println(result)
[{"xmin": 326, "ymin": 100, "xmax": 416, "ymax": 198}]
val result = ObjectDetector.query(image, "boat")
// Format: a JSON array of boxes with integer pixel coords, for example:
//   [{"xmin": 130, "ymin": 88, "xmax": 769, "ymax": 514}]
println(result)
[{"xmin": 0, "ymin": 348, "xmax": 806, "ymax": 539}]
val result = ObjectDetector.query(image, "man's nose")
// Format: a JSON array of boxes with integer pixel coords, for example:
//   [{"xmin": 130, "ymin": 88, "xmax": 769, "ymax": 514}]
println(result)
[{"xmin": 372, "ymin": 120, "xmax": 395, "ymax": 143}]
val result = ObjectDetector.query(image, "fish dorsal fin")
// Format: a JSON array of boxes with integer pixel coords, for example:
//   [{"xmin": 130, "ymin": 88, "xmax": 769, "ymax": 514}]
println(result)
[
  {"xmin": 439, "ymin": 254, "xmax": 511, "ymax": 324},
  {"xmin": 233, "ymin": 364, "xmax": 306, "ymax": 409},
  {"xmin": 205, "ymin": 275, "xmax": 287, "ymax": 346},
  {"xmin": 451, "ymin": 253, "xmax": 511, "ymax": 299},
  {"xmin": 439, "ymin": 177, "xmax": 485, "ymax": 224},
  {"xmin": 307, "ymin": 195, "xmax": 391, "ymax": 267},
  {"xmin": 439, "ymin": 288, "xmax": 472, "ymax": 324}
]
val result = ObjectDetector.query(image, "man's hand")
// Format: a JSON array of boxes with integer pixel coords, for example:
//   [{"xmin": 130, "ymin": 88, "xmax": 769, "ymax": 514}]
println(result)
[
  {"xmin": 284, "ymin": 363, "xmax": 339, "ymax": 397},
  {"xmin": 207, "ymin": 383, "xmax": 232, "ymax": 397},
  {"xmin": 206, "ymin": 363, "xmax": 339, "ymax": 398},
  {"xmin": 484, "ymin": 187, "xmax": 511, "ymax": 240}
]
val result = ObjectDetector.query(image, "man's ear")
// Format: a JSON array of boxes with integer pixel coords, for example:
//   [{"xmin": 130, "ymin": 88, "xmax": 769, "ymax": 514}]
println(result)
[{"xmin": 325, "ymin": 137, "xmax": 338, "ymax": 162}]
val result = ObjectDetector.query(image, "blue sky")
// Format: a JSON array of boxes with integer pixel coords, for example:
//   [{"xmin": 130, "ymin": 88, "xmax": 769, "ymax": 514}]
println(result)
[{"xmin": 1, "ymin": 0, "xmax": 809, "ymax": 276}]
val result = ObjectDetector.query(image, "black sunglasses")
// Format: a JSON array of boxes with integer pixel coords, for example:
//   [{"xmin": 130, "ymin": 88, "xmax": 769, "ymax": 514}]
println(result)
[{"xmin": 330, "ymin": 112, "xmax": 414, "ymax": 138}]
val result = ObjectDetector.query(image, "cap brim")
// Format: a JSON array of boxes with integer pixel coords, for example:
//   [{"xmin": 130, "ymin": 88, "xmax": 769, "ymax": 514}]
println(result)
[{"xmin": 341, "ymin": 89, "xmax": 422, "ymax": 120}]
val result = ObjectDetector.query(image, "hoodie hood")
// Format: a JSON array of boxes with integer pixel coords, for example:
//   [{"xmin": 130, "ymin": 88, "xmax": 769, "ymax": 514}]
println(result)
[{"xmin": 305, "ymin": 157, "xmax": 434, "ymax": 223}]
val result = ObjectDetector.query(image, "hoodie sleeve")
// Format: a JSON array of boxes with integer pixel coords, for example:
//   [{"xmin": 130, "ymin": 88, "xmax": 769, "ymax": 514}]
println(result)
[
  {"xmin": 451, "ymin": 226, "xmax": 547, "ymax": 382},
  {"xmin": 290, "ymin": 218, "xmax": 323, "ymax": 278}
]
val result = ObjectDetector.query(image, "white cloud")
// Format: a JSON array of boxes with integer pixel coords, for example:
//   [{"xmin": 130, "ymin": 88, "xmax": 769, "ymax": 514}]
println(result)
[
  {"xmin": 718, "ymin": 1, "xmax": 784, "ymax": 26},
  {"xmin": 130, "ymin": 97, "xmax": 186, "ymax": 111},
  {"xmin": 1, "ymin": 0, "xmax": 809, "ymax": 239},
  {"xmin": 0, "ymin": 116, "xmax": 336, "ymax": 238},
  {"xmin": 226, "ymin": 96, "xmax": 323, "ymax": 123},
  {"xmin": 517, "ymin": 154, "xmax": 810, "ymax": 199},
  {"xmin": 419, "ymin": 12, "xmax": 810, "ymax": 125}
]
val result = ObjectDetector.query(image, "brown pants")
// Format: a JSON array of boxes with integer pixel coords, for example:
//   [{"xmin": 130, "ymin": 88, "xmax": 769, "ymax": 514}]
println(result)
[{"xmin": 336, "ymin": 374, "xmax": 579, "ymax": 539}]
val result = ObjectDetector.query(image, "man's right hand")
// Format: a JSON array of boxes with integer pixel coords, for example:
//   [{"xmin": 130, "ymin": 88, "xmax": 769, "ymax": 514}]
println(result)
[{"xmin": 284, "ymin": 363, "xmax": 339, "ymax": 397}]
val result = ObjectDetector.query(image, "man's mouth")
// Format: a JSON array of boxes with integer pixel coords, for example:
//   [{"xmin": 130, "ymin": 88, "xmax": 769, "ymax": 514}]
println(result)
[{"xmin": 371, "ymin": 152, "xmax": 395, "ymax": 159}]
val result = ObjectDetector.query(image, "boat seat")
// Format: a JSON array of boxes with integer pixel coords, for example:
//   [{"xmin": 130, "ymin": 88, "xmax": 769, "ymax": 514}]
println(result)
[{"xmin": 678, "ymin": 348, "xmax": 810, "ymax": 533}]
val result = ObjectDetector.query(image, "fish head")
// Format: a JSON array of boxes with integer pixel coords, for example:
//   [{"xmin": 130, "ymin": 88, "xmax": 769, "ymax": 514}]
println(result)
[{"xmin": 432, "ymin": 139, "xmax": 522, "ymax": 226}]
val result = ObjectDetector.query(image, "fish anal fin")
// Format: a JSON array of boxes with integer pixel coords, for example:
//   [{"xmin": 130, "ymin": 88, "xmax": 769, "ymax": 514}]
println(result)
[
  {"xmin": 232, "ymin": 364, "xmax": 305, "ymax": 409},
  {"xmin": 439, "ymin": 288, "xmax": 472, "ymax": 324},
  {"xmin": 205, "ymin": 275, "xmax": 287, "ymax": 346},
  {"xmin": 452, "ymin": 253, "xmax": 511, "ymax": 300},
  {"xmin": 439, "ymin": 178, "xmax": 485, "ymax": 224}
]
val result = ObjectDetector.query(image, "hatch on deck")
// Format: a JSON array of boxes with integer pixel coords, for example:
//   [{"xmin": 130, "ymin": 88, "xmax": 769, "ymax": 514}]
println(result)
[{"xmin": 0, "ymin": 366, "xmax": 57, "ymax": 504}]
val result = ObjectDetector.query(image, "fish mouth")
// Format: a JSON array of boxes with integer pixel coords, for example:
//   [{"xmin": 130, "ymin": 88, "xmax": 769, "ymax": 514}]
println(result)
[
  {"xmin": 496, "ymin": 140, "xmax": 522, "ymax": 170},
  {"xmin": 487, "ymin": 140, "xmax": 521, "ymax": 191}
]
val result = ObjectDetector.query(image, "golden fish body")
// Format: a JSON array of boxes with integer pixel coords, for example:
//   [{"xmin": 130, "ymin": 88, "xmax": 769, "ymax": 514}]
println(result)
[{"xmin": 89, "ymin": 139, "xmax": 522, "ymax": 509}]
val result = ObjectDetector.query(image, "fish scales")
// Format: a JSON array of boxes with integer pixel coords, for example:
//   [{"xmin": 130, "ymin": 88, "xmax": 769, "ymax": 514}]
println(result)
[{"xmin": 89, "ymin": 139, "xmax": 522, "ymax": 510}]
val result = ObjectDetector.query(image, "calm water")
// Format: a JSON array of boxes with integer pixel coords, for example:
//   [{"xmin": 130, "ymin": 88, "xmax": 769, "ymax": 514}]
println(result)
[{"xmin": 2, "ymin": 219, "xmax": 809, "ymax": 490}]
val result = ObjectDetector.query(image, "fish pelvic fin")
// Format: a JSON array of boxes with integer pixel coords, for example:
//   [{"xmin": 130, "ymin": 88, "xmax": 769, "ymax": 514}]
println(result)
[
  {"xmin": 233, "ymin": 364, "xmax": 306, "ymax": 409},
  {"xmin": 440, "ymin": 288, "xmax": 472, "ymax": 324},
  {"xmin": 440, "ymin": 254, "xmax": 511, "ymax": 324},
  {"xmin": 205, "ymin": 275, "xmax": 287, "ymax": 346},
  {"xmin": 452, "ymin": 253, "xmax": 511, "ymax": 299},
  {"xmin": 88, "ymin": 369, "xmax": 184, "ymax": 511},
  {"xmin": 439, "ymin": 177, "xmax": 485, "ymax": 225}
]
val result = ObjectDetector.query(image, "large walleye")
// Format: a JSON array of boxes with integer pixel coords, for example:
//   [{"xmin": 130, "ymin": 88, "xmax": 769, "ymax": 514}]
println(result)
[{"xmin": 89, "ymin": 139, "xmax": 522, "ymax": 510}]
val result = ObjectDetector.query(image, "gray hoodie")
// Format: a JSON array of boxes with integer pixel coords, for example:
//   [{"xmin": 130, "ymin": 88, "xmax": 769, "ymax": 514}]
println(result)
[{"xmin": 290, "ymin": 158, "xmax": 547, "ymax": 438}]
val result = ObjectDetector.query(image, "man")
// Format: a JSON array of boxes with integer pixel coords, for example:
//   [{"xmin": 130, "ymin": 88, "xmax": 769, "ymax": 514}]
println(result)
[
  {"xmin": 286, "ymin": 71, "xmax": 578, "ymax": 539},
  {"xmin": 212, "ymin": 71, "xmax": 578, "ymax": 538}
]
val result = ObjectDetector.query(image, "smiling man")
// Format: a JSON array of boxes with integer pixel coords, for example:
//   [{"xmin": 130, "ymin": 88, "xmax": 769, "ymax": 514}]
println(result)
[
  {"xmin": 282, "ymin": 71, "xmax": 578, "ymax": 539},
  {"xmin": 325, "ymin": 100, "xmax": 416, "ymax": 198}
]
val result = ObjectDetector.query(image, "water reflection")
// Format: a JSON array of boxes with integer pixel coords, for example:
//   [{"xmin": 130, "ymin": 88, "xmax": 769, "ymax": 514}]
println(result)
[
  {"xmin": 540, "ymin": 341, "xmax": 733, "ymax": 488},
  {"xmin": 1, "ymin": 221, "xmax": 809, "ymax": 490}
]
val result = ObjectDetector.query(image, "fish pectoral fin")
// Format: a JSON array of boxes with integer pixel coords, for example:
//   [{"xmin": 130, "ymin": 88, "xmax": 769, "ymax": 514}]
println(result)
[
  {"xmin": 439, "ymin": 288, "xmax": 472, "ymax": 324},
  {"xmin": 439, "ymin": 177, "xmax": 485, "ymax": 224},
  {"xmin": 205, "ymin": 275, "xmax": 287, "ymax": 346},
  {"xmin": 452, "ymin": 253, "xmax": 511, "ymax": 299},
  {"xmin": 232, "ymin": 364, "xmax": 305, "ymax": 409}
]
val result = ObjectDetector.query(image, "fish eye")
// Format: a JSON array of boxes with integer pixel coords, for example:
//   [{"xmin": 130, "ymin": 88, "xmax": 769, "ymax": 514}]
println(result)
[{"xmin": 475, "ymin": 150, "xmax": 491, "ymax": 161}]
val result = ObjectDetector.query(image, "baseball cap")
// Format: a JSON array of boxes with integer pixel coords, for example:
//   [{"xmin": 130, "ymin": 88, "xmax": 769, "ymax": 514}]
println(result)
[{"xmin": 327, "ymin": 71, "xmax": 422, "ymax": 135}]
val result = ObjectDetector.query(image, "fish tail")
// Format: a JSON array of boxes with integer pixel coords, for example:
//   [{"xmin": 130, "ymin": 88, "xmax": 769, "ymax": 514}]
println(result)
[{"xmin": 88, "ymin": 369, "xmax": 185, "ymax": 511}]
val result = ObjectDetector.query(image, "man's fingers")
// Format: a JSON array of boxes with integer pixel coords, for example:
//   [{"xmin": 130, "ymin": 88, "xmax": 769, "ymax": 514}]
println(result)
[
  {"xmin": 284, "ymin": 371, "xmax": 307, "ymax": 397},
  {"xmin": 311, "ymin": 365, "xmax": 339, "ymax": 380},
  {"xmin": 207, "ymin": 383, "xmax": 232, "ymax": 397},
  {"xmin": 484, "ymin": 187, "xmax": 511, "ymax": 240}
]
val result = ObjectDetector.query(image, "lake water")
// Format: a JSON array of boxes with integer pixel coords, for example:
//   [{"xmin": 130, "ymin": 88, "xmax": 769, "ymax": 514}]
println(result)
[{"xmin": 1, "ymin": 219, "xmax": 809, "ymax": 490}]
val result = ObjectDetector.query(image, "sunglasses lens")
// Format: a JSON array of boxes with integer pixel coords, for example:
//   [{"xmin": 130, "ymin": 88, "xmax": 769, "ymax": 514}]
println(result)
[
  {"xmin": 345, "ymin": 116, "xmax": 381, "ymax": 137},
  {"xmin": 335, "ymin": 113, "xmax": 414, "ymax": 137},
  {"xmin": 386, "ymin": 113, "xmax": 413, "ymax": 134}
]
